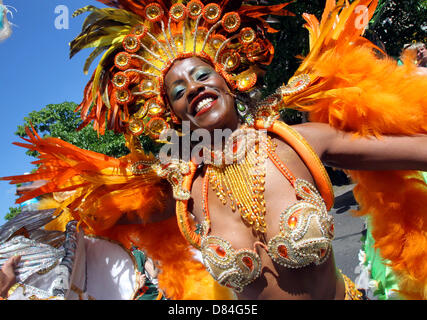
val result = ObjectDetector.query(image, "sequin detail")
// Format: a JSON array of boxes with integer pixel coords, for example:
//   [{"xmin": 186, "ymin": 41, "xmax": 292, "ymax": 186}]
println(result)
[
  {"xmin": 267, "ymin": 179, "xmax": 334, "ymax": 268},
  {"xmin": 200, "ymin": 236, "xmax": 261, "ymax": 293}
]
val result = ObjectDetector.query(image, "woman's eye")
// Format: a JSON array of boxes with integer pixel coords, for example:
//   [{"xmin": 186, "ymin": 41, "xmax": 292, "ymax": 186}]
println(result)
[
  {"xmin": 197, "ymin": 72, "xmax": 209, "ymax": 80},
  {"xmin": 194, "ymin": 68, "xmax": 211, "ymax": 81},
  {"xmin": 172, "ymin": 86, "xmax": 185, "ymax": 100}
]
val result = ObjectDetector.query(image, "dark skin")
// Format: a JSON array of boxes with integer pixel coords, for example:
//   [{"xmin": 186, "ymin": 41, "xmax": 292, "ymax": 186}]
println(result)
[
  {"xmin": 164, "ymin": 57, "xmax": 427, "ymax": 300},
  {"xmin": 2, "ymin": 57, "xmax": 426, "ymax": 299},
  {"xmin": 0, "ymin": 256, "xmax": 20, "ymax": 298}
]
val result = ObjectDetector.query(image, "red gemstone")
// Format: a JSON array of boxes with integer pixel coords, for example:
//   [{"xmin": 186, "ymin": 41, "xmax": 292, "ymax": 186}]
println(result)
[
  {"xmin": 288, "ymin": 215, "xmax": 298, "ymax": 229},
  {"xmin": 213, "ymin": 245, "xmax": 226, "ymax": 257},
  {"xmin": 320, "ymin": 248, "xmax": 326, "ymax": 257},
  {"xmin": 232, "ymin": 140, "xmax": 239, "ymax": 153},
  {"xmin": 242, "ymin": 256, "xmax": 253, "ymax": 270},
  {"xmin": 278, "ymin": 245, "xmax": 288, "ymax": 258}
]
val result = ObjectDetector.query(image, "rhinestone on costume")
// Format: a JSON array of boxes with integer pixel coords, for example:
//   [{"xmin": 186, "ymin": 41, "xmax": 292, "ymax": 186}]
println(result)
[
  {"xmin": 146, "ymin": 98, "xmax": 165, "ymax": 116},
  {"xmin": 115, "ymin": 52, "xmax": 131, "ymax": 70},
  {"xmin": 222, "ymin": 12, "xmax": 241, "ymax": 33},
  {"xmin": 236, "ymin": 72, "xmax": 257, "ymax": 91},
  {"xmin": 288, "ymin": 214, "xmax": 298, "ymax": 229},
  {"xmin": 278, "ymin": 245, "xmax": 288, "ymax": 258},
  {"xmin": 116, "ymin": 89, "xmax": 132, "ymax": 104},
  {"xmin": 187, "ymin": 0, "xmax": 203, "ymax": 20},
  {"xmin": 139, "ymin": 79, "xmax": 158, "ymax": 98},
  {"xmin": 146, "ymin": 117, "xmax": 169, "ymax": 139},
  {"xmin": 239, "ymin": 27, "xmax": 256, "ymax": 45},
  {"xmin": 123, "ymin": 35, "xmax": 140, "ymax": 53},
  {"xmin": 131, "ymin": 24, "xmax": 147, "ymax": 37},
  {"xmin": 128, "ymin": 118, "xmax": 145, "ymax": 135},
  {"xmin": 280, "ymin": 74, "xmax": 312, "ymax": 96},
  {"xmin": 212, "ymin": 244, "xmax": 226, "ymax": 257},
  {"xmin": 112, "ymin": 72, "xmax": 129, "ymax": 89},
  {"xmin": 170, "ymin": 3, "xmax": 186, "ymax": 22},
  {"xmin": 220, "ymin": 50, "xmax": 240, "ymax": 72},
  {"xmin": 144, "ymin": 3, "xmax": 164, "ymax": 22},
  {"xmin": 203, "ymin": 3, "xmax": 221, "ymax": 23},
  {"xmin": 130, "ymin": 161, "xmax": 152, "ymax": 174},
  {"xmin": 210, "ymin": 34, "xmax": 226, "ymax": 50},
  {"xmin": 242, "ymin": 256, "xmax": 254, "ymax": 271}
]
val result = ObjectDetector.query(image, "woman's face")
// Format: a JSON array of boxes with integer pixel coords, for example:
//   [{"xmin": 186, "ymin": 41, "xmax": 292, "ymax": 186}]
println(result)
[
  {"xmin": 164, "ymin": 57, "xmax": 239, "ymax": 132},
  {"xmin": 417, "ymin": 44, "xmax": 427, "ymax": 66}
]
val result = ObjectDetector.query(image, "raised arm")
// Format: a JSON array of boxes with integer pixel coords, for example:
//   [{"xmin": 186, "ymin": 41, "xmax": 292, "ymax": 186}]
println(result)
[{"xmin": 292, "ymin": 122, "xmax": 427, "ymax": 171}]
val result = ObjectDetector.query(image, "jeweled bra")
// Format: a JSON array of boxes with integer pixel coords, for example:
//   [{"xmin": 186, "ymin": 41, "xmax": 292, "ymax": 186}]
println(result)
[{"xmin": 176, "ymin": 120, "xmax": 335, "ymax": 292}]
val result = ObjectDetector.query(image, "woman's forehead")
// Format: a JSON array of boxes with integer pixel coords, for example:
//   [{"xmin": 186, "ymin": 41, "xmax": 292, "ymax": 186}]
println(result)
[{"xmin": 165, "ymin": 57, "xmax": 212, "ymax": 82}]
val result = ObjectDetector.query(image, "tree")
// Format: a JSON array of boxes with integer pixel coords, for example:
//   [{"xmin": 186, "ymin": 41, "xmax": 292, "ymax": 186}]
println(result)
[
  {"xmin": 262, "ymin": 0, "xmax": 427, "ymax": 120},
  {"xmin": 5, "ymin": 206, "xmax": 21, "ymax": 221},
  {"xmin": 5, "ymin": 102, "xmax": 129, "ymax": 221},
  {"xmin": 16, "ymin": 102, "xmax": 128, "ymax": 159},
  {"xmin": 369, "ymin": 0, "xmax": 427, "ymax": 58}
]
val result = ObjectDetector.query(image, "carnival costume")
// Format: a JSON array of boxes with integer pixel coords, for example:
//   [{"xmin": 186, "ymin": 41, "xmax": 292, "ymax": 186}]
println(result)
[
  {"xmin": 1, "ymin": 0, "xmax": 427, "ymax": 300},
  {"xmin": 0, "ymin": 1, "xmax": 14, "ymax": 42}
]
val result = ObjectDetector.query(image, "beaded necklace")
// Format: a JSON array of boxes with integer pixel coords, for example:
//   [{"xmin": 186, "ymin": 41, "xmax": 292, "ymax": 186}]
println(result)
[{"xmin": 202, "ymin": 127, "xmax": 270, "ymax": 233}]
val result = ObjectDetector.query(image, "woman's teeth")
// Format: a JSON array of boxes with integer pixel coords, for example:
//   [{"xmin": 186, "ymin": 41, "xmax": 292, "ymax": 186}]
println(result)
[{"xmin": 195, "ymin": 97, "xmax": 214, "ymax": 114}]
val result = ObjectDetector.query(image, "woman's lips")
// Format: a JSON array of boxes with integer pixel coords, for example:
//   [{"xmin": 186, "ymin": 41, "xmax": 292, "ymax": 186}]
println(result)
[{"xmin": 195, "ymin": 98, "xmax": 217, "ymax": 117}]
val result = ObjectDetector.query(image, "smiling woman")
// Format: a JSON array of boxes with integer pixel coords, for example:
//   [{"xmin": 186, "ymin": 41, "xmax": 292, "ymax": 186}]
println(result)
[
  {"xmin": 1, "ymin": 0, "xmax": 427, "ymax": 301},
  {"xmin": 164, "ymin": 57, "xmax": 238, "ymax": 132}
]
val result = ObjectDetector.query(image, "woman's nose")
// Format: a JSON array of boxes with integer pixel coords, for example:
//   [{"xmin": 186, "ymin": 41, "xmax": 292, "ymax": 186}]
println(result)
[{"xmin": 186, "ymin": 81, "xmax": 205, "ymax": 103}]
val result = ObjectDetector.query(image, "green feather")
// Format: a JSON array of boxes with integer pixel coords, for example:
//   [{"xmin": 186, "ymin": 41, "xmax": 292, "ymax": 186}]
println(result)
[
  {"xmin": 83, "ymin": 46, "xmax": 109, "ymax": 75},
  {"xmin": 70, "ymin": 26, "xmax": 129, "ymax": 59},
  {"xmin": 92, "ymin": 46, "xmax": 119, "ymax": 103},
  {"xmin": 72, "ymin": 5, "xmax": 97, "ymax": 18}
]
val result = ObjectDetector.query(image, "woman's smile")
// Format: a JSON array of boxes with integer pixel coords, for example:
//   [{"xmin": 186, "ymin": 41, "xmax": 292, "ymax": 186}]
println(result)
[{"xmin": 190, "ymin": 91, "xmax": 218, "ymax": 117}]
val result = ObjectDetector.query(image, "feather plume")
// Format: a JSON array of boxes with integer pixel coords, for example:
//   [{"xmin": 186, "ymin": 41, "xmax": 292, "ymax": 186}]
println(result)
[
  {"xmin": 280, "ymin": 0, "xmax": 427, "ymax": 299},
  {"xmin": 1, "ymin": 126, "xmax": 162, "ymax": 232}
]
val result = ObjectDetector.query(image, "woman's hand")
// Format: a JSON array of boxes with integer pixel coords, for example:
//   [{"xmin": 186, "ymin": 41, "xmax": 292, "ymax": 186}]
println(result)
[{"xmin": 0, "ymin": 256, "xmax": 20, "ymax": 298}]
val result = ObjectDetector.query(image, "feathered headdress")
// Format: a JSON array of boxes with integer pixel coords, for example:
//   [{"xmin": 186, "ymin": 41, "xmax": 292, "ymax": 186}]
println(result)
[{"xmin": 71, "ymin": 0, "xmax": 293, "ymax": 144}]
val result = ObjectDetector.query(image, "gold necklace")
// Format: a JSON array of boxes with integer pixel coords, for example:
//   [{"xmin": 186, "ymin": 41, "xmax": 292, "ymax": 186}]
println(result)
[{"xmin": 204, "ymin": 127, "xmax": 270, "ymax": 233}]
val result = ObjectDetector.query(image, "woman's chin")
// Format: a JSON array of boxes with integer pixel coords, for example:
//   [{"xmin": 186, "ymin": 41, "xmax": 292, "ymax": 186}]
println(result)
[{"xmin": 191, "ymin": 107, "xmax": 231, "ymax": 131}]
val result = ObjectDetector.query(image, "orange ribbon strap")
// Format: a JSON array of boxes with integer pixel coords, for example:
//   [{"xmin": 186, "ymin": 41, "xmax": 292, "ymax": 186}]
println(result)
[{"xmin": 255, "ymin": 120, "xmax": 334, "ymax": 210}]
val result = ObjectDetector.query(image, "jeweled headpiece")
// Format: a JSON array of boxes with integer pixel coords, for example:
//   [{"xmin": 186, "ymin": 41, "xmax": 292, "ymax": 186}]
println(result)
[{"xmin": 71, "ymin": 0, "xmax": 292, "ymax": 144}]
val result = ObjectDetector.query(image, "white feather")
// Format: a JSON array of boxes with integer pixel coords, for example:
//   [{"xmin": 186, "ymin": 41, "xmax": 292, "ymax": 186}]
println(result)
[{"xmin": 0, "ymin": 1, "xmax": 17, "ymax": 43}]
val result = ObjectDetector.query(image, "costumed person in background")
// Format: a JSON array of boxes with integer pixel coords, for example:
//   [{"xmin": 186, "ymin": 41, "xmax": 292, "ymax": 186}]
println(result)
[
  {"xmin": 0, "ymin": 0, "xmax": 15, "ymax": 43},
  {"xmin": 398, "ymin": 42, "xmax": 427, "ymax": 75},
  {"xmin": 1, "ymin": 0, "xmax": 427, "ymax": 300}
]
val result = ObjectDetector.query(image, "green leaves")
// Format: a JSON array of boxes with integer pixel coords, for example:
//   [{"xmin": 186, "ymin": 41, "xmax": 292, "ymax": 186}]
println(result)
[
  {"xmin": 16, "ymin": 102, "xmax": 128, "ymax": 159},
  {"xmin": 368, "ymin": 0, "xmax": 427, "ymax": 57},
  {"xmin": 5, "ymin": 206, "xmax": 21, "ymax": 221}
]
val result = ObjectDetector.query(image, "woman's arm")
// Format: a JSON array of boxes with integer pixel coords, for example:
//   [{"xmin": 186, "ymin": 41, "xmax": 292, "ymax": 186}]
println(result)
[{"xmin": 292, "ymin": 122, "xmax": 427, "ymax": 171}]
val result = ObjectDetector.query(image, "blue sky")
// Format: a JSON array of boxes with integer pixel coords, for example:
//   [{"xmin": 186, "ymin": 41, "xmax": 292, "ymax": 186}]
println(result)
[{"xmin": 0, "ymin": 0, "xmax": 108, "ymax": 223}]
